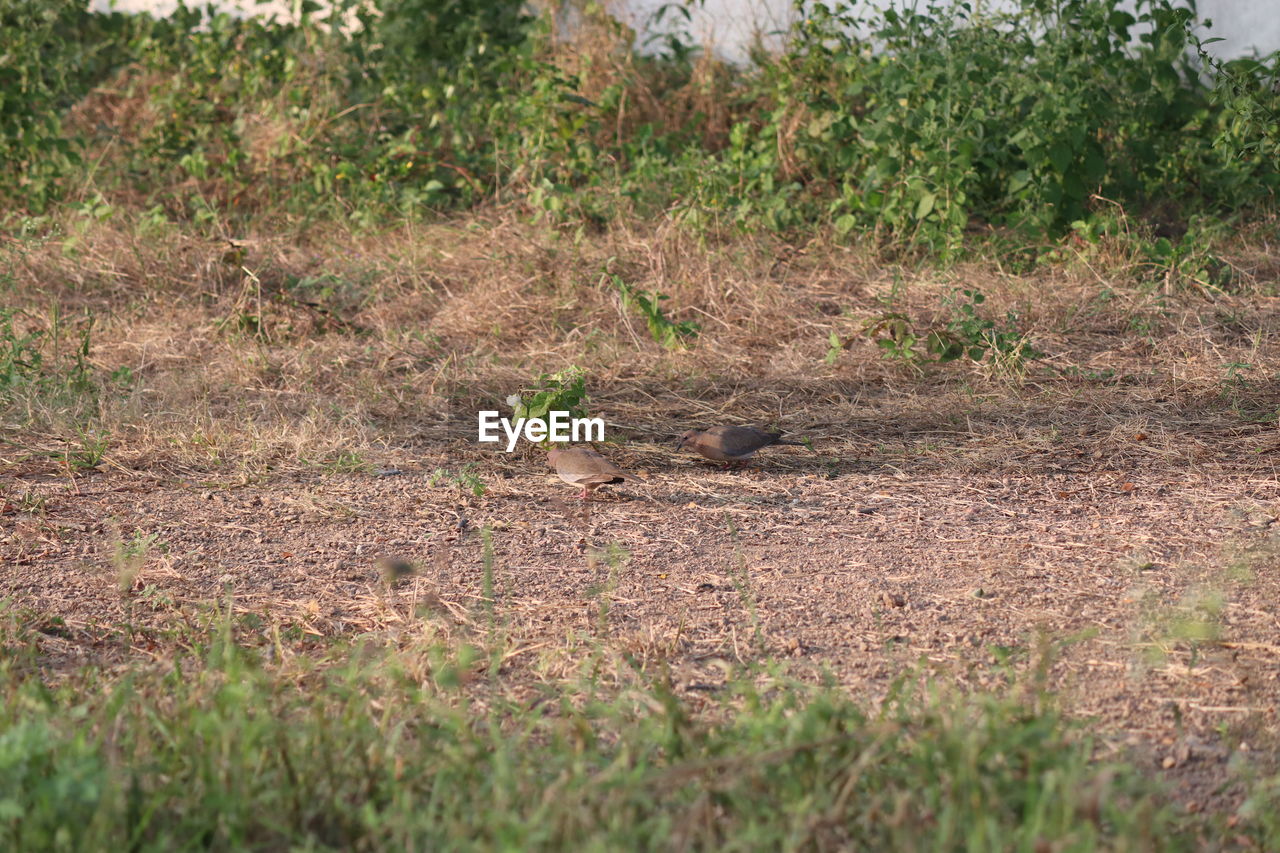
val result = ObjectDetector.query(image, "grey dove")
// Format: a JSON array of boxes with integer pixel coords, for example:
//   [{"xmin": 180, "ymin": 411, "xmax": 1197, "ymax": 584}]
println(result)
[
  {"xmin": 547, "ymin": 446, "xmax": 643, "ymax": 500},
  {"xmin": 676, "ymin": 426, "xmax": 804, "ymax": 466}
]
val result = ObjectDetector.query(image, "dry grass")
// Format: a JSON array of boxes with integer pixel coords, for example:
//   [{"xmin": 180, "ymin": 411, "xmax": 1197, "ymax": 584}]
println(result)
[
  {"xmin": 541, "ymin": 1, "xmax": 744, "ymax": 153},
  {"xmin": 5, "ymin": 210, "xmax": 1278, "ymax": 472}
]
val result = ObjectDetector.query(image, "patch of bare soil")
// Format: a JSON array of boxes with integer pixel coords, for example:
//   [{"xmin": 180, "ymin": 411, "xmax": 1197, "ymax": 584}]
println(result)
[{"xmin": 6, "ymin": 375, "xmax": 1280, "ymax": 814}]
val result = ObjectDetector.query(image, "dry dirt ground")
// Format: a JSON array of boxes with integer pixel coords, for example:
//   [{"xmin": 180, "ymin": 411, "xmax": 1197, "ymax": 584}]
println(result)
[{"xmin": 3, "ymin": 221, "xmax": 1280, "ymax": 812}]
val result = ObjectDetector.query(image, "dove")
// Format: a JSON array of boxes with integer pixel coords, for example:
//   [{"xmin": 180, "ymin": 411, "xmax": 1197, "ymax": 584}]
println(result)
[
  {"xmin": 676, "ymin": 426, "xmax": 804, "ymax": 466},
  {"xmin": 547, "ymin": 447, "xmax": 643, "ymax": 500}
]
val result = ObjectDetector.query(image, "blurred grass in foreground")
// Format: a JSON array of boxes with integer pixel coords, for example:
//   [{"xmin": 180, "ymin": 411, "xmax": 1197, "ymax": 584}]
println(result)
[{"xmin": 1, "ymin": 601, "xmax": 1277, "ymax": 851}]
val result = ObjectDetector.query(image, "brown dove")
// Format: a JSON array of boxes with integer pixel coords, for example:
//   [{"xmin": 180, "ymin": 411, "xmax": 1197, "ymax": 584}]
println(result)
[
  {"xmin": 547, "ymin": 446, "xmax": 643, "ymax": 500},
  {"xmin": 676, "ymin": 426, "xmax": 804, "ymax": 466}
]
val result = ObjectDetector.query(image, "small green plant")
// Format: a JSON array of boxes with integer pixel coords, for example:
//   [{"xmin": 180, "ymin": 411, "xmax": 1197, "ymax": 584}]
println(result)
[
  {"xmin": 1167, "ymin": 589, "xmax": 1226, "ymax": 649},
  {"xmin": 936, "ymin": 288, "xmax": 1041, "ymax": 369},
  {"xmin": 823, "ymin": 331, "xmax": 846, "ymax": 365},
  {"xmin": 0, "ymin": 307, "xmax": 91, "ymax": 394},
  {"xmin": 585, "ymin": 542, "xmax": 629, "ymax": 633},
  {"xmin": 508, "ymin": 366, "xmax": 589, "ymax": 444},
  {"xmin": 862, "ymin": 312, "xmax": 926, "ymax": 366},
  {"xmin": 66, "ymin": 429, "xmax": 109, "ymax": 472},
  {"xmin": 0, "ymin": 307, "xmax": 98, "ymax": 409},
  {"xmin": 1, "ymin": 489, "xmax": 47, "ymax": 515},
  {"xmin": 119, "ymin": 530, "xmax": 164, "ymax": 561},
  {"xmin": 0, "ymin": 308, "xmax": 46, "ymax": 393},
  {"xmin": 863, "ymin": 289, "xmax": 1039, "ymax": 373},
  {"xmin": 1139, "ymin": 231, "xmax": 1234, "ymax": 294},
  {"xmin": 72, "ymin": 191, "xmax": 114, "ymax": 226},
  {"xmin": 136, "ymin": 583, "xmax": 177, "ymax": 611},
  {"xmin": 1223, "ymin": 361, "xmax": 1254, "ymax": 386},
  {"xmin": 317, "ymin": 451, "xmax": 369, "ymax": 474},
  {"xmin": 430, "ymin": 463, "xmax": 487, "ymax": 497},
  {"xmin": 108, "ymin": 365, "xmax": 134, "ymax": 388},
  {"xmin": 1132, "ymin": 582, "xmax": 1230, "ymax": 670},
  {"xmin": 611, "ymin": 274, "xmax": 700, "ymax": 349},
  {"xmin": 114, "ymin": 529, "xmax": 166, "ymax": 592}
]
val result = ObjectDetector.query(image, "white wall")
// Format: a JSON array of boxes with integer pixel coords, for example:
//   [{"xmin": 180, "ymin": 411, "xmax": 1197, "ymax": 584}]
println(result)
[
  {"xmin": 620, "ymin": 0, "xmax": 1280, "ymax": 61},
  {"xmin": 1185, "ymin": 0, "xmax": 1280, "ymax": 58}
]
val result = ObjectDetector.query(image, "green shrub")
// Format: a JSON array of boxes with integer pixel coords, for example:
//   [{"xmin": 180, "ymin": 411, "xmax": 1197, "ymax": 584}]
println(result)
[
  {"xmin": 336, "ymin": 0, "xmax": 538, "ymax": 210},
  {"xmin": 0, "ymin": 0, "xmax": 1276, "ymax": 250},
  {"xmin": 0, "ymin": 0, "xmax": 140, "ymax": 209},
  {"xmin": 713, "ymin": 0, "xmax": 1278, "ymax": 251}
]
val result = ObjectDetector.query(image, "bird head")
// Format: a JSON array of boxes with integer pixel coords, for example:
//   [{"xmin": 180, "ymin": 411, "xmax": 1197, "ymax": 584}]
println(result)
[{"xmin": 675, "ymin": 429, "xmax": 700, "ymax": 450}]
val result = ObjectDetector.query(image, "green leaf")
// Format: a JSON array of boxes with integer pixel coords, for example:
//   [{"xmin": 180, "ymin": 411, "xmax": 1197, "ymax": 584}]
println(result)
[
  {"xmin": 914, "ymin": 192, "xmax": 936, "ymax": 220},
  {"xmin": 1048, "ymin": 142, "xmax": 1072, "ymax": 175},
  {"xmin": 834, "ymin": 214, "xmax": 857, "ymax": 235},
  {"xmin": 1008, "ymin": 170, "xmax": 1032, "ymax": 193}
]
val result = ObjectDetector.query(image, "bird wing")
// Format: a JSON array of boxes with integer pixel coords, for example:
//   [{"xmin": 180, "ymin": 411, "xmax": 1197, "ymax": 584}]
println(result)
[
  {"xmin": 554, "ymin": 448, "xmax": 636, "ymax": 484},
  {"xmin": 706, "ymin": 426, "xmax": 780, "ymax": 458}
]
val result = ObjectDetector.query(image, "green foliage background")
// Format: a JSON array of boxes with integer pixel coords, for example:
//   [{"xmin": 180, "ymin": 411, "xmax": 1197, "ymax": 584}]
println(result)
[{"xmin": 0, "ymin": 0, "xmax": 1276, "ymax": 252}]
